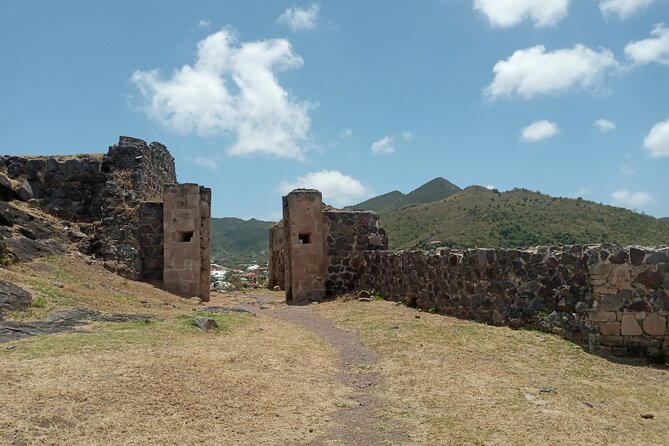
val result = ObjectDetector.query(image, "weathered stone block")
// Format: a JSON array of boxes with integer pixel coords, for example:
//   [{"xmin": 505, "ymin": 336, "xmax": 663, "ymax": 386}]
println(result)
[
  {"xmin": 598, "ymin": 295, "xmax": 622, "ymax": 311},
  {"xmin": 642, "ymin": 314, "xmax": 666, "ymax": 336},
  {"xmin": 599, "ymin": 321, "xmax": 621, "ymax": 336},
  {"xmin": 621, "ymin": 313, "xmax": 643, "ymax": 336},
  {"xmin": 609, "ymin": 265, "xmax": 631, "ymax": 289},
  {"xmin": 588, "ymin": 310, "xmax": 617, "ymax": 322},
  {"xmin": 629, "ymin": 247, "xmax": 646, "ymax": 266},
  {"xmin": 595, "ymin": 286, "xmax": 618, "ymax": 295}
]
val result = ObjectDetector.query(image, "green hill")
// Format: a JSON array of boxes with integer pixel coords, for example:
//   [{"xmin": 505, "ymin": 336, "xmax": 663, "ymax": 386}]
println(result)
[
  {"xmin": 382, "ymin": 186, "xmax": 669, "ymax": 249},
  {"xmin": 347, "ymin": 190, "xmax": 405, "ymax": 214},
  {"xmin": 662, "ymin": 217, "xmax": 669, "ymax": 223},
  {"xmin": 211, "ymin": 217, "xmax": 275, "ymax": 266},
  {"xmin": 347, "ymin": 177, "xmax": 461, "ymax": 213}
]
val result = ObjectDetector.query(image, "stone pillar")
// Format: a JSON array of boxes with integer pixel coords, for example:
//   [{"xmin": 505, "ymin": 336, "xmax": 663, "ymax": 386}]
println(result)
[
  {"xmin": 283, "ymin": 189, "xmax": 326, "ymax": 302},
  {"xmin": 268, "ymin": 222, "xmax": 285, "ymax": 290},
  {"xmin": 163, "ymin": 183, "xmax": 211, "ymax": 301}
]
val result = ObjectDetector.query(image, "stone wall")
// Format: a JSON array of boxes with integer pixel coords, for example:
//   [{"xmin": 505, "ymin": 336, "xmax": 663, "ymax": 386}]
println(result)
[
  {"xmin": 282, "ymin": 190, "xmax": 327, "ymax": 302},
  {"xmin": 138, "ymin": 202, "xmax": 164, "ymax": 280},
  {"xmin": 0, "ymin": 136, "xmax": 210, "ymax": 286},
  {"xmin": 356, "ymin": 245, "xmax": 669, "ymax": 358},
  {"xmin": 324, "ymin": 209, "xmax": 387, "ymax": 295},
  {"xmin": 268, "ymin": 222, "xmax": 285, "ymax": 290},
  {"xmin": 163, "ymin": 184, "xmax": 211, "ymax": 301},
  {"xmin": 0, "ymin": 154, "xmax": 107, "ymax": 220},
  {"xmin": 91, "ymin": 136, "xmax": 177, "ymax": 279}
]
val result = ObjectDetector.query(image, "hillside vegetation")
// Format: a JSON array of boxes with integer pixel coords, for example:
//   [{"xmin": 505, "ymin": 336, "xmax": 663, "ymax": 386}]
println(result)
[
  {"xmin": 346, "ymin": 177, "xmax": 461, "ymax": 214},
  {"xmin": 382, "ymin": 186, "xmax": 669, "ymax": 249},
  {"xmin": 211, "ymin": 217, "xmax": 275, "ymax": 266},
  {"xmin": 212, "ymin": 178, "xmax": 668, "ymax": 263}
]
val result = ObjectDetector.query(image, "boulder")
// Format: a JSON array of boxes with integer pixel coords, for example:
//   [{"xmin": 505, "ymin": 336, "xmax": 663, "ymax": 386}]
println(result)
[
  {"xmin": 193, "ymin": 317, "xmax": 218, "ymax": 331},
  {"xmin": 0, "ymin": 174, "xmax": 14, "ymax": 201},
  {"xmin": 16, "ymin": 180, "xmax": 33, "ymax": 201},
  {"xmin": 0, "ymin": 280, "xmax": 32, "ymax": 312}
]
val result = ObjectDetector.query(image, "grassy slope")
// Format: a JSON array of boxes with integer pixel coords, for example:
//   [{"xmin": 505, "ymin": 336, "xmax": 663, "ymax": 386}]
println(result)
[
  {"xmin": 383, "ymin": 186, "xmax": 669, "ymax": 249},
  {"xmin": 346, "ymin": 190, "xmax": 406, "ymax": 214},
  {"xmin": 0, "ymin": 256, "xmax": 341, "ymax": 445},
  {"xmin": 210, "ymin": 217, "xmax": 275, "ymax": 265},
  {"xmin": 347, "ymin": 177, "xmax": 462, "ymax": 214}
]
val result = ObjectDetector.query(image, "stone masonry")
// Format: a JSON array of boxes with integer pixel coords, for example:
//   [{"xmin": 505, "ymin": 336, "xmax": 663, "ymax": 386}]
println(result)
[
  {"xmin": 270, "ymin": 188, "xmax": 669, "ymax": 359},
  {"xmin": 1, "ymin": 136, "xmax": 211, "ymax": 299},
  {"xmin": 270, "ymin": 189, "xmax": 388, "ymax": 302},
  {"xmin": 163, "ymin": 184, "xmax": 211, "ymax": 301}
]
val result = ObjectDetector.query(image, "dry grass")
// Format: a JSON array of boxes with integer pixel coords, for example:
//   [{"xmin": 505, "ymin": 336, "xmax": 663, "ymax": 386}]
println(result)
[
  {"xmin": 4, "ymin": 255, "xmax": 669, "ymax": 445},
  {"xmin": 0, "ymin": 257, "xmax": 344, "ymax": 445},
  {"xmin": 314, "ymin": 299, "xmax": 669, "ymax": 446},
  {"xmin": 1, "ymin": 254, "xmax": 193, "ymax": 319}
]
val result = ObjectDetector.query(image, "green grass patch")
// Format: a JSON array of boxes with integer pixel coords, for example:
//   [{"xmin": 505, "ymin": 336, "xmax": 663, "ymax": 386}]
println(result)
[{"xmin": 0, "ymin": 313, "xmax": 251, "ymax": 360}]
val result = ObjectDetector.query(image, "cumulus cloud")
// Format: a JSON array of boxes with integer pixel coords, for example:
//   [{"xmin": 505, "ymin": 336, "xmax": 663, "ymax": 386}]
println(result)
[
  {"xmin": 401, "ymin": 130, "xmax": 415, "ymax": 141},
  {"xmin": 279, "ymin": 170, "xmax": 370, "ymax": 206},
  {"xmin": 595, "ymin": 118, "xmax": 617, "ymax": 132},
  {"xmin": 277, "ymin": 4, "xmax": 320, "ymax": 32},
  {"xmin": 520, "ymin": 120, "xmax": 560, "ymax": 142},
  {"xmin": 192, "ymin": 156, "xmax": 219, "ymax": 170},
  {"xmin": 625, "ymin": 24, "xmax": 669, "ymax": 66},
  {"xmin": 599, "ymin": 0, "xmax": 655, "ymax": 20},
  {"xmin": 644, "ymin": 118, "xmax": 669, "ymax": 157},
  {"xmin": 131, "ymin": 28, "xmax": 311, "ymax": 160},
  {"xmin": 473, "ymin": 0, "xmax": 569, "ymax": 28},
  {"xmin": 198, "ymin": 19, "xmax": 211, "ymax": 29},
  {"xmin": 485, "ymin": 44, "xmax": 618, "ymax": 100},
  {"xmin": 612, "ymin": 189, "xmax": 654, "ymax": 208},
  {"xmin": 371, "ymin": 136, "xmax": 396, "ymax": 155}
]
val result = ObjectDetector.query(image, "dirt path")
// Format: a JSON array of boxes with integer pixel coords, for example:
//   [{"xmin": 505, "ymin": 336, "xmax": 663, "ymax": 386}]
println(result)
[{"xmin": 246, "ymin": 295, "xmax": 411, "ymax": 446}]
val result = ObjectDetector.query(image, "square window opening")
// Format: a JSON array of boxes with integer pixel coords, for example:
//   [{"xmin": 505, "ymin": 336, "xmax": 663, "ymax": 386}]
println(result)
[
  {"xmin": 177, "ymin": 231, "xmax": 194, "ymax": 242},
  {"xmin": 298, "ymin": 233, "xmax": 311, "ymax": 245}
]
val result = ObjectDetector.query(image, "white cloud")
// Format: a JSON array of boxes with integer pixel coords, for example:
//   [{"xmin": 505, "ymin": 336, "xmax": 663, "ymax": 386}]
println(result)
[
  {"xmin": 485, "ymin": 44, "xmax": 618, "ymax": 100},
  {"xmin": 192, "ymin": 156, "xmax": 219, "ymax": 170},
  {"xmin": 371, "ymin": 136, "xmax": 396, "ymax": 155},
  {"xmin": 401, "ymin": 130, "xmax": 415, "ymax": 141},
  {"xmin": 595, "ymin": 118, "xmax": 617, "ymax": 132},
  {"xmin": 132, "ymin": 28, "xmax": 311, "ymax": 160},
  {"xmin": 599, "ymin": 0, "xmax": 655, "ymax": 20},
  {"xmin": 612, "ymin": 189, "xmax": 654, "ymax": 208},
  {"xmin": 340, "ymin": 128, "xmax": 353, "ymax": 138},
  {"xmin": 644, "ymin": 118, "xmax": 669, "ymax": 157},
  {"xmin": 277, "ymin": 4, "xmax": 320, "ymax": 32},
  {"xmin": 279, "ymin": 170, "xmax": 370, "ymax": 206},
  {"xmin": 520, "ymin": 120, "xmax": 560, "ymax": 142},
  {"xmin": 198, "ymin": 19, "xmax": 211, "ymax": 29},
  {"xmin": 625, "ymin": 24, "xmax": 669, "ymax": 66},
  {"xmin": 473, "ymin": 0, "xmax": 569, "ymax": 28},
  {"xmin": 484, "ymin": 184, "xmax": 496, "ymax": 190}
]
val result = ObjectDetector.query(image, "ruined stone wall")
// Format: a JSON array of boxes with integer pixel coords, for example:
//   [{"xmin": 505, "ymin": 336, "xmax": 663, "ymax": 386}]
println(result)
[
  {"xmin": 138, "ymin": 202, "xmax": 164, "ymax": 280},
  {"xmin": 92, "ymin": 137, "xmax": 176, "ymax": 279},
  {"xmin": 1, "ymin": 136, "xmax": 178, "ymax": 280},
  {"xmin": 0, "ymin": 154, "xmax": 107, "ymax": 220},
  {"xmin": 268, "ymin": 222, "xmax": 285, "ymax": 290},
  {"xmin": 356, "ymin": 245, "xmax": 669, "ymax": 358},
  {"xmin": 163, "ymin": 184, "xmax": 211, "ymax": 301},
  {"xmin": 283, "ymin": 190, "xmax": 326, "ymax": 302},
  {"xmin": 324, "ymin": 209, "xmax": 387, "ymax": 295},
  {"xmin": 199, "ymin": 187, "xmax": 212, "ymax": 298}
]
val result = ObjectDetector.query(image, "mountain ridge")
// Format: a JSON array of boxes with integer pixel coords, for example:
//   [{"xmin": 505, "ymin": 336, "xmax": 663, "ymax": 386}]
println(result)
[{"xmin": 346, "ymin": 176, "xmax": 461, "ymax": 214}]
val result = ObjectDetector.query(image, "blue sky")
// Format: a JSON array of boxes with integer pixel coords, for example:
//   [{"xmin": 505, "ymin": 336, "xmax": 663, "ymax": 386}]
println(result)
[{"xmin": 1, "ymin": 0, "xmax": 668, "ymax": 220}]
